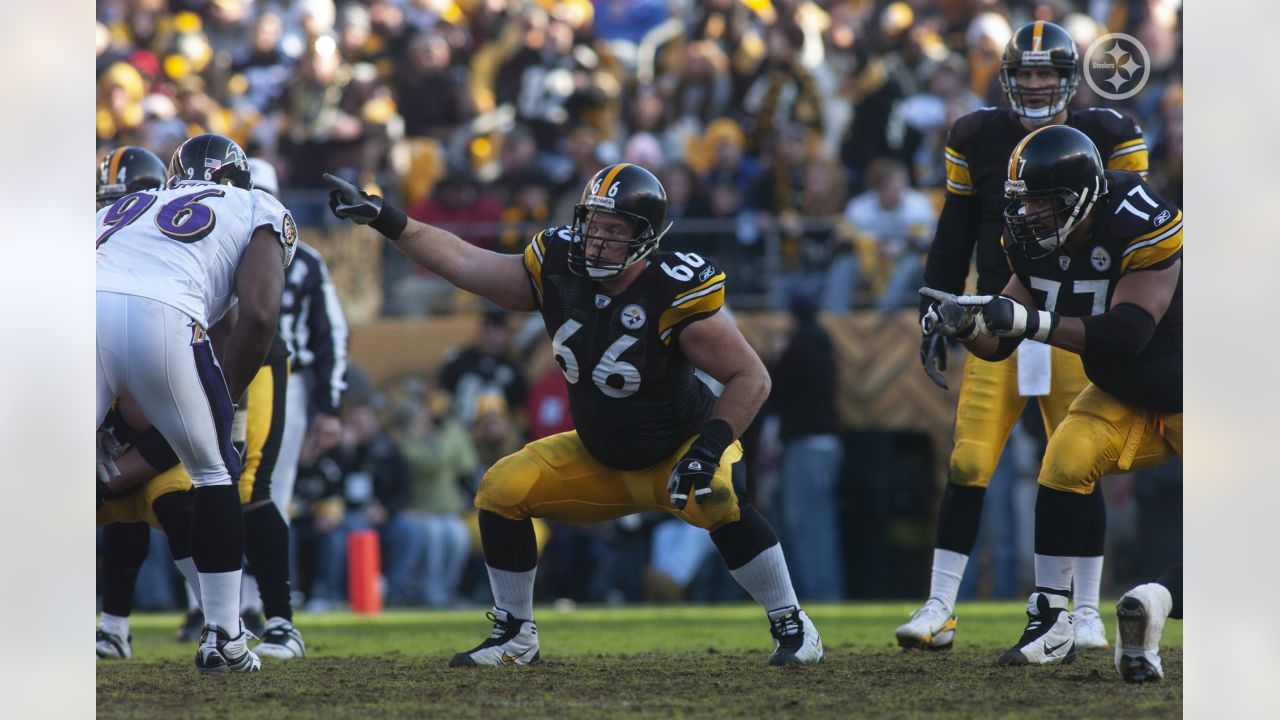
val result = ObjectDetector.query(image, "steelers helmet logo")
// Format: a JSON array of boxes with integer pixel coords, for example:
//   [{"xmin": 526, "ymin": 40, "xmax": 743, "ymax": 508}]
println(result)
[
  {"xmin": 620, "ymin": 304, "xmax": 646, "ymax": 330},
  {"xmin": 1090, "ymin": 246, "xmax": 1111, "ymax": 272}
]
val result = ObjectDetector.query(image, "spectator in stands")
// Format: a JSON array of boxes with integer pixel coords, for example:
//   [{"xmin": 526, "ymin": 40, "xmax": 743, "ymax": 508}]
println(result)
[
  {"xmin": 395, "ymin": 30, "xmax": 474, "ymax": 141},
  {"xmin": 388, "ymin": 400, "xmax": 477, "ymax": 607},
  {"xmin": 276, "ymin": 33, "xmax": 392, "ymax": 200},
  {"xmin": 332, "ymin": 388, "xmax": 420, "ymax": 606},
  {"xmin": 497, "ymin": 168, "xmax": 554, "ymax": 254},
  {"xmin": 840, "ymin": 157, "xmax": 936, "ymax": 311},
  {"xmin": 440, "ymin": 309, "xmax": 529, "ymax": 428},
  {"xmin": 768, "ymin": 289, "xmax": 845, "ymax": 601}
]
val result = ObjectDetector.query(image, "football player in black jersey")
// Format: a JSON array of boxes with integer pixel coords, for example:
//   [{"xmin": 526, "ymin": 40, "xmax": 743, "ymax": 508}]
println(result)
[
  {"xmin": 899, "ymin": 20, "xmax": 1149, "ymax": 652},
  {"xmin": 921, "ymin": 125, "xmax": 1182, "ymax": 666},
  {"xmin": 324, "ymin": 163, "xmax": 823, "ymax": 666}
]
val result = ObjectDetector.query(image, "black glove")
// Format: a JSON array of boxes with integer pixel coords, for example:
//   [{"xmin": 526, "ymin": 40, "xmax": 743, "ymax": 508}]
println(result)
[
  {"xmin": 979, "ymin": 295, "xmax": 1057, "ymax": 341},
  {"xmin": 667, "ymin": 419, "xmax": 734, "ymax": 510},
  {"xmin": 919, "ymin": 287, "xmax": 989, "ymax": 339},
  {"xmin": 322, "ymin": 172, "xmax": 407, "ymax": 240},
  {"xmin": 919, "ymin": 333, "xmax": 949, "ymax": 389}
]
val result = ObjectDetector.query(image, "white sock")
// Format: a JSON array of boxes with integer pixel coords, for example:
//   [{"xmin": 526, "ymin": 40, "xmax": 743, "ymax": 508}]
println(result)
[
  {"xmin": 928, "ymin": 549, "xmax": 968, "ymax": 612},
  {"xmin": 1034, "ymin": 554, "xmax": 1075, "ymax": 595},
  {"xmin": 174, "ymin": 558, "xmax": 202, "ymax": 609},
  {"xmin": 200, "ymin": 569, "xmax": 243, "ymax": 633},
  {"xmin": 1073, "ymin": 555, "xmax": 1104, "ymax": 612},
  {"xmin": 99, "ymin": 612, "xmax": 129, "ymax": 639},
  {"xmin": 241, "ymin": 573, "xmax": 262, "ymax": 614},
  {"xmin": 487, "ymin": 566, "xmax": 536, "ymax": 620},
  {"xmin": 728, "ymin": 544, "xmax": 800, "ymax": 615}
]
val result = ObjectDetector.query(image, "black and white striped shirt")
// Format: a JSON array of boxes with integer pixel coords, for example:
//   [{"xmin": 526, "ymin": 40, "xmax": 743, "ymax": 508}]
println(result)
[{"xmin": 280, "ymin": 242, "xmax": 349, "ymax": 415}]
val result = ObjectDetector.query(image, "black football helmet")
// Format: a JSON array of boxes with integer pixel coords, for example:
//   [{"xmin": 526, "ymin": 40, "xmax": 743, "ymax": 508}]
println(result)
[
  {"xmin": 167, "ymin": 133, "xmax": 252, "ymax": 190},
  {"xmin": 1003, "ymin": 125, "xmax": 1107, "ymax": 258},
  {"xmin": 568, "ymin": 163, "xmax": 673, "ymax": 280},
  {"xmin": 97, "ymin": 146, "xmax": 167, "ymax": 209},
  {"xmin": 1000, "ymin": 21, "xmax": 1080, "ymax": 127}
]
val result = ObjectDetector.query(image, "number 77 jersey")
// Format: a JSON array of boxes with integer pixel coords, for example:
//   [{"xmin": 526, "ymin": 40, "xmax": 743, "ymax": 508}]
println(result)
[
  {"xmin": 1002, "ymin": 170, "xmax": 1183, "ymax": 412},
  {"xmin": 522, "ymin": 226, "xmax": 725, "ymax": 471},
  {"xmin": 96, "ymin": 180, "xmax": 297, "ymax": 328}
]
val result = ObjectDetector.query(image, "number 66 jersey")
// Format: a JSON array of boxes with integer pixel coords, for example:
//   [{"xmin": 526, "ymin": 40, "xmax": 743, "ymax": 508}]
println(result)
[
  {"xmin": 1003, "ymin": 170, "xmax": 1182, "ymax": 413},
  {"xmin": 523, "ymin": 226, "xmax": 726, "ymax": 470},
  {"xmin": 97, "ymin": 180, "xmax": 297, "ymax": 328}
]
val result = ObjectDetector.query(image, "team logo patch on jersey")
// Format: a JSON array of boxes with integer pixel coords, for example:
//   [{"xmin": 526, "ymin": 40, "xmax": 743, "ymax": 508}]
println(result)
[
  {"xmin": 1153, "ymin": 209, "xmax": 1171, "ymax": 227},
  {"xmin": 621, "ymin": 304, "xmax": 646, "ymax": 330},
  {"xmin": 595, "ymin": 294, "xmax": 612, "ymax": 309},
  {"xmin": 1090, "ymin": 246, "xmax": 1111, "ymax": 272},
  {"xmin": 282, "ymin": 212, "xmax": 298, "ymax": 247},
  {"xmin": 1059, "ymin": 256, "xmax": 1071, "ymax": 271}
]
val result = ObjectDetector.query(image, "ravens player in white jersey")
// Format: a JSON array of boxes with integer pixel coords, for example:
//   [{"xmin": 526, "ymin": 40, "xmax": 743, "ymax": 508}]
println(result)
[
  {"xmin": 96, "ymin": 133, "xmax": 296, "ymax": 673},
  {"xmin": 921, "ymin": 125, "xmax": 1182, "ymax": 666},
  {"xmin": 325, "ymin": 163, "xmax": 823, "ymax": 666}
]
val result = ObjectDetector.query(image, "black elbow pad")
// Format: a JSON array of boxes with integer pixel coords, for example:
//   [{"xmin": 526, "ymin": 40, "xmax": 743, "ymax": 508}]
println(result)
[{"xmin": 1081, "ymin": 303, "xmax": 1157, "ymax": 356}]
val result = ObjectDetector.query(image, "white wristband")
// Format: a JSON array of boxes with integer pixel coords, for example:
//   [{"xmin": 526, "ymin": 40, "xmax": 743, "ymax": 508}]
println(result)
[{"xmin": 1031, "ymin": 310, "xmax": 1054, "ymax": 342}]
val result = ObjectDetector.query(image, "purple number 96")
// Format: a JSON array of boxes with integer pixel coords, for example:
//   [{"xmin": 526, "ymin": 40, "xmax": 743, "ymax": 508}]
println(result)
[
  {"xmin": 96, "ymin": 192, "xmax": 156, "ymax": 247},
  {"xmin": 96, "ymin": 188, "xmax": 226, "ymax": 246}
]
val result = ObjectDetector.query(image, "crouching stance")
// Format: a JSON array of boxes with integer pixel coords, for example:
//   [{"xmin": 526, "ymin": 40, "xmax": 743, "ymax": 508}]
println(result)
[{"xmin": 325, "ymin": 163, "xmax": 822, "ymax": 666}]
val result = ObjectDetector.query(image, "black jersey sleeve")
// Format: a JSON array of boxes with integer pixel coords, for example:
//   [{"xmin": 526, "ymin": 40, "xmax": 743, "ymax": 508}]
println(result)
[
  {"xmin": 521, "ymin": 228, "xmax": 553, "ymax": 310},
  {"xmin": 1088, "ymin": 108, "xmax": 1149, "ymax": 177},
  {"xmin": 655, "ymin": 255, "xmax": 726, "ymax": 346},
  {"xmin": 1107, "ymin": 173, "xmax": 1183, "ymax": 273},
  {"xmin": 922, "ymin": 112, "xmax": 986, "ymax": 303}
]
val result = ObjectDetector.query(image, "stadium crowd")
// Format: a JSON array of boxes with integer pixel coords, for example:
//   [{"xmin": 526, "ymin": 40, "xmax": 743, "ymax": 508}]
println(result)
[{"xmin": 96, "ymin": 0, "xmax": 1182, "ymax": 614}]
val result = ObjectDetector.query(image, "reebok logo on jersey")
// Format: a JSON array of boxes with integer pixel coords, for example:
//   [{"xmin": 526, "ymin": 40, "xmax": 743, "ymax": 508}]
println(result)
[
  {"xmin": 595, "ymin": 294, "xmax": 611, "ymax": 309},
  {"xmin": 698, "ymin": 265, "xmax": 716, "ymax": 282},
  {"xmin": 1153, "ymin": 209, "xmax": 1171, "ymax": 227},
  {"xmin": 1059, "ymin": 256, "xmax": 1071, "ymax": 271}
]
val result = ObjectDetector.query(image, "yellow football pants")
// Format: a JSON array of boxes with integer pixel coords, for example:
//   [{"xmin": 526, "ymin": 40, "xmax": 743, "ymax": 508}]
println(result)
[
  {"xmin": 475, "ymin": 430, "xmax": 745, "ymax": 531},
  {"xmin": 1038, "ymin": 383, "xmax": 1183, "ymax": 495},
  {"xmin": 949, "ymin": 346, "xmax": 1089, "ymax": 488}
]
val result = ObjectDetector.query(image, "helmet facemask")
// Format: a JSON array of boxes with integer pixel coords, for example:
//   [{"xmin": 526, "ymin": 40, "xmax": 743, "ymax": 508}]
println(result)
[
  {"xmin": 1003, "ymin": 177, "xmax": 1101, "ymax": 259},
  {"xmin": 568, "ymin": 203, "xmax": 665, "ymax": 280},
  {"xmin": 1001, "ymin": 61, "xmax": 1079, "ymax": 127}
]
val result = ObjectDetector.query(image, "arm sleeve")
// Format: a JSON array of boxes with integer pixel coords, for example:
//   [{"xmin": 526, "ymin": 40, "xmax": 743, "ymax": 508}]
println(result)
[
  {"xmin": 303, "ymin": 253, "xmax": 350, "ymax": 415},
  {"xmin": 251, "ymin": 189, "xmax": 298, "ymax": 267},
  {"xmin": 657, "ymin": 267, "xmax": 726, "ymax": 346},
  {"xmin": 522, "ymin": 229, "xmax": 549, "ymax": 309},
  {"xmin": 1101, "ymin": 110, "xmax": 1150, "ymax": 178},
  {"xmin": 1081, "ymin": 302, "xmax": 1158, "ymax": 357},
  {"xmin": 921, "ymin": 119, "xmax": 983, "ymax": 313}
]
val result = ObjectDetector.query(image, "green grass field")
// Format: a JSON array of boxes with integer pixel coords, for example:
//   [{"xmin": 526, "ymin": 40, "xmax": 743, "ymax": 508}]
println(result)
[{"xmin": 97, "ymin": 602, "xmax": 1181, "ymax": 719}]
